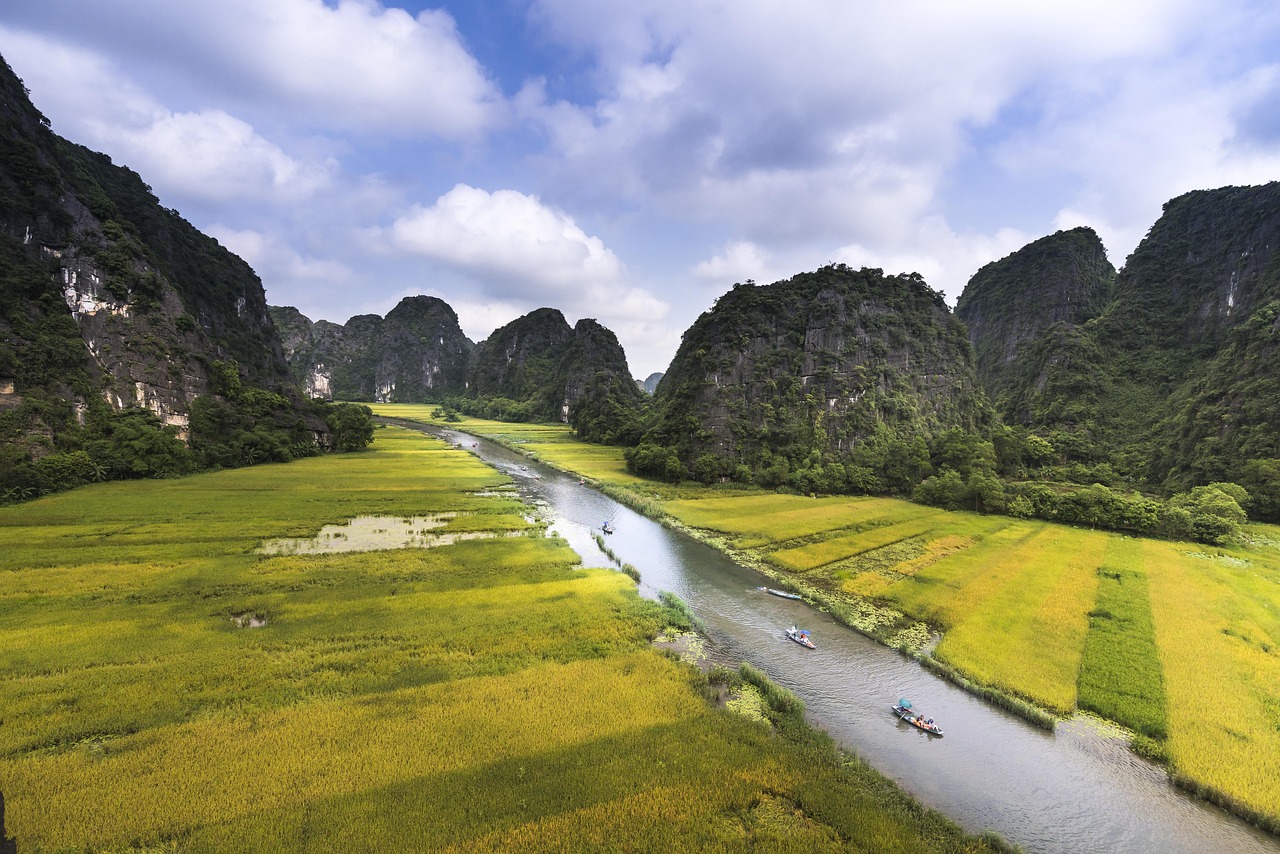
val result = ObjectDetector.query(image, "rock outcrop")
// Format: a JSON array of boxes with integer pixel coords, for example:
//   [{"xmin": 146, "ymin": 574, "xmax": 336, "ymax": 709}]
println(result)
[
  {"xmin": 956, "ymin": 227, "xmax": 1114, "ymax": 419},
  {"xmin": 954, "ymin": 184, "xmax": 1280, "ymax": 490},
  {"xmin": 0, "ymin": 52, "xmax": 300, "ymax": 446},
  {"xmin": 270, "ymin": 296, "xmax": 473, "ymax": 402},
  {"xmin": 647, "ymin": 264, "xmax": 990, "ymax": 467},
  {"xmin": 464, "ymin": 308, "xmax": 644, "ymax": 441}
]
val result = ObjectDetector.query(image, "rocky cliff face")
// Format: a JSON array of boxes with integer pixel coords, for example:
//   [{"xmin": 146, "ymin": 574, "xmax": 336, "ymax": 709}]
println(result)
[
  {"xmin": 956, "ymin": 227, "xmax": 1114, "ymax": 418},
  {"xmin": 0, "ymin": 53, "xmax": 295, "ymax": 443},
  {"xmin": 640, "ymin": 372, "xmax": 664, "ymax": 394},
  {"xmin": 464, "ymin": 307, "xmax": 572, "ymax": 406},
  {"xmin": 463, "ymin": 308, "xmax": 644, "ymax": 440},
  {"xmin": 649, "ymin": 264, "xmax": 990, "ymax": 466},
  {"xmin": 270, "ymin": 296, "xmax": 473, "ymax": 402},
  {"xmin": 957, "ymin": 183, "xmax": 1280, "ymax": 489},
  {"xmin": 274, "ymin": 301, "xmax": 644, "ymax": 441}
]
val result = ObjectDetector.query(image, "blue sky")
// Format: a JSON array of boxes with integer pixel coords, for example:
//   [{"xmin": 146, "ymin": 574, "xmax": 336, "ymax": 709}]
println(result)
[{"xmin": 4, "ymin": 1, "xmax": 1280, "ymax": 377}]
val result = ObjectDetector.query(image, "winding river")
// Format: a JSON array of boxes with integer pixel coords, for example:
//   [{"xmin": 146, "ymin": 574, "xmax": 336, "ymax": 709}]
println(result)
[{"xmin": 416, "ymin": 422, "xmax": 1277, "ymax": 853}]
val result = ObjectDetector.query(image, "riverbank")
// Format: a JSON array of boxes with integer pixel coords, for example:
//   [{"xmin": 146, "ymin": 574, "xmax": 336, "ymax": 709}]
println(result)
[{"xmin": 371, "ymin": 408, "xmax": 1280, "ymax": 836}]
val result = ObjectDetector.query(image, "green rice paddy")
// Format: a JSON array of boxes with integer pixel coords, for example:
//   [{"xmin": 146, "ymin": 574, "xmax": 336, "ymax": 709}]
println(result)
[
  {"xmin": 367, "ymin": 406, "xmax": 1280, "ymax": 828},
  {"xmin": 0, "ymin": 423, "xmax": 996, "ymax": 851}
]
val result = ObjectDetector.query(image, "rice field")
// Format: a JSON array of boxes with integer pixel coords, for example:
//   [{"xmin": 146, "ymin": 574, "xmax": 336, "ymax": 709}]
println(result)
[
  {"xmin": 0, "ymin": 424, "xmax": 994, "ymax": 851},
  {"xmin": 1144, "ymin": 538, "xmax": 1280, "ymax": 824},
  {"xmin": 665, "ymin": 488, "xmax": 1280, "ymax": 823},
  {"xmin": 369, "ymin": 406, "xmax": 642, "ymax": 484},
  {"xmin": 354, "ymin": 409, "xmax": 1280, "ymax": 829},
  {"xmin": 1076, "ymin": 537, "xmax": 1168, "ymax": 741}
]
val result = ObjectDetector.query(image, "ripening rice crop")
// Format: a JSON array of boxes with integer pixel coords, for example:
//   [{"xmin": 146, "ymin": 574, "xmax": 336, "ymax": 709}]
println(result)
[
  {"xmin": 892, "ymin": 525, "xmax": 1107, "ymax": 714},
  {"xmin": 768, "ymin": 514, "xmax": 945, "ymax": 572},
  {"xmin": 1145, "ymin": 538, "xmax": 1280, "ymax": 824},
  {"xmin": 0, "ymin": 425, "xmax": 995, "ymax": 851},
  {"xmin": 663, "ymin": 495, "xmax": 918, "ymax": 548}
]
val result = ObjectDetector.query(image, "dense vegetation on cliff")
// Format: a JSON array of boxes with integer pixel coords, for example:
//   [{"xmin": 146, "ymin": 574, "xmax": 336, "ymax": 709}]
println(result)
[
  {"xmin": 274, "ymin": 303, "xmax": 647, "ymax": 445},
  {"xmin": 956, "ymin": 226, "xmax": 1115, "ymax": 421},
  {"xmin": 0, "ymin": 55, "xmax": 369, "ymax": 502},
  {"xmin": 958, "ymin": 186, "xmax": 1280, "ymax": 523},
  {"xmin": 461, "ymin": 309, "xmax": 646, "ymax": 444},
  {"xmin": 271, "ymin": 296, "xmax": 473, "ymax": 402},
  {"xmin": 631, "ymin": 264, "xmax": 991, "ymax": 491}
]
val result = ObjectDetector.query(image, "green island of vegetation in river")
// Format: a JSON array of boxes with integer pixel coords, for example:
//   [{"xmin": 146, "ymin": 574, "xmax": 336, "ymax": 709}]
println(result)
[
  {"xmin": 372, "ymin": 404, "xmax": 1280, "ymax": 834},
  {"xmin": 1, "ymin": 424, "xmax": 1007, "ymax": 851}
]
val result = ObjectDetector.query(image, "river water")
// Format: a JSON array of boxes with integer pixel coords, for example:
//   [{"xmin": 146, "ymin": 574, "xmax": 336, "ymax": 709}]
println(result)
[{"xmin": 418, "ymin": 422, "xmax": 1277, "ymax": 853}]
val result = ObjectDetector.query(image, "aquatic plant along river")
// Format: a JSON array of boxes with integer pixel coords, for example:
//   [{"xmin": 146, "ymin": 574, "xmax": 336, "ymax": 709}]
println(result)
[{"xmin": 421, "ymin": 424, "xmax": 1278, "ymax": 854}]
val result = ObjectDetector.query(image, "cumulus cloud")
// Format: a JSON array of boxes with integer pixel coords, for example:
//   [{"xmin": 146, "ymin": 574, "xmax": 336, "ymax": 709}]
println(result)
[
  {"xmin": 1, "ymin": 27, "xmax": 335, "ymax": 207},
  {"xmin": 108, "ymin": 111, "xmax": 336, "ymax": 203},
  {"xmin": 389, "ymin": 185, "xmax": 666, "ymax": 321},
  {"xmin": 3, "ymin": 0, "xmax": 505, "ymax": 138},
  {"xmin": 693, "ymin": 240, "xmax": 771, "ymax": 285},
  {"xmin": 385, "ymin": 183, "xmax": 672, "ymax": 372},
  {"xmin": 522, "ymin": 0, "xmax": 1274, "ymax": 284}
]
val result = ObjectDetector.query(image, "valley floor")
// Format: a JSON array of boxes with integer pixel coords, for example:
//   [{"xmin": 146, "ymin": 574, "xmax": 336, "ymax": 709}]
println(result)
[
  {"xmin": 374, "ymin": 406, "xmax": 1280, "ymax": 833},
  {"xmin": 0, "ymin": 423, "xmax": 995, "ymax": 851}
]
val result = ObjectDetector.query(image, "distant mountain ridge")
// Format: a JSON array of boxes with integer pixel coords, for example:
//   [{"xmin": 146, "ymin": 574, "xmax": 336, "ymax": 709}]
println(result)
[
  {"xmin": 270, "ymin": 296, "xmax": 473, "ymax": 402},
  {"xmin": 275, "ymin": 302, "xmax": 646, "ymax": 444}
]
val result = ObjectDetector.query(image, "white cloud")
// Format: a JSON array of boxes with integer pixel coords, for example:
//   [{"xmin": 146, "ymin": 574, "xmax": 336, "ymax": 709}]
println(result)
[
  {"xmin": 693, "ymin": 240, "xmax": 770, "ymax": 284},
  {"xmin": 227, "ymin": 0, "xmax": 506, "ymax": 136},
  {"xmin": 109, "ymin": 111, "xmax": 336, "ymax": 203},
  {"xmin": 522, "ymin": 0, "xmax": 1275, "ymax": 290},
  {"xmin": 2, "ymin": 0, "xmax": 505, "ymax": 138},
  {"xmin": 1, "ymin": 27, "xmax": 335, "ymax": 207},
  {"xmin": 386, "ymin": 183, "xmax": 672, "ymax": 372},
  {"xmin": 208, "ymin": 226, "xmax": 353, "ymax": 284},
  {"xmin": 833, "ymin": 217, "xmax": 1031, "ymax": 303},
  {"xmin": 390, "ymin": 184, "xmax": 626, "ymax": 292}
]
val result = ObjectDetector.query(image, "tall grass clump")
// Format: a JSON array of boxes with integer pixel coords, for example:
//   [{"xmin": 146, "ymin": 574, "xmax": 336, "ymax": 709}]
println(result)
[
  {"xmin": 738, "ymin": 662, "xmax": 804, "ymax": 720},
  {"xmin": 657, "ymin": 590, "xmax": 704, "ymax": 633}
]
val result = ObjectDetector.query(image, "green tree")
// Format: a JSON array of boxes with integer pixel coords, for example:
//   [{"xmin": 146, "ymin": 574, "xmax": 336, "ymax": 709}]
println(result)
[{"xmin": 326, "ymin": 403, "xmax": 374, "ymax": 452}]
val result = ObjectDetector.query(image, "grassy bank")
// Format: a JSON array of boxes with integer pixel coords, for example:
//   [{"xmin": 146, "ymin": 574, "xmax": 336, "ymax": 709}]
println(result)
[
  {"xmin": 369, "ymin": 406, "xmax": 1280, "ymax": 830},
  {"xmin": 1, "ymin": 423, "xmax": 1003, "ymax": 851}
]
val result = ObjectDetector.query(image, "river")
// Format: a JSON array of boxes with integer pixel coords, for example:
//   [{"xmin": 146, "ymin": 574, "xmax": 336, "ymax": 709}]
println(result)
[{"xmin": 419, "ymin": 422, "xmax": 1277, "ymax": 853}]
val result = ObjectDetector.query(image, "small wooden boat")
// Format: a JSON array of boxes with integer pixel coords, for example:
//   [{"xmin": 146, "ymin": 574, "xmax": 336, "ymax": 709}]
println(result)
[
  {"xmin": 601, "ymin": 522, "xmax": 615, "ymax": 534},
  {"xmin": 892, "ymin": 698, "xmax": 943, "ymax": 736},
  {"xmin": 785, "ymin": 626, "xmax": 815, "ymax": 649},
  {"xmin": 758, "ymin": 586, "xmax": 802, "ymax": 600}
]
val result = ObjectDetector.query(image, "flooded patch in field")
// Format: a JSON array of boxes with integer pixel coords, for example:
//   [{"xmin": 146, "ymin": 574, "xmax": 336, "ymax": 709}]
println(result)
[
  {"xmin": 257, "ymin": 515, "xmax": 519, "ymax": 555},
  {"xmin": 1182, "ymin": 550, "xmax": 1250, "ymax": 568},
  {"xmin": 231, "ymin": 612, "xmax": 267, "ymax": 628}
]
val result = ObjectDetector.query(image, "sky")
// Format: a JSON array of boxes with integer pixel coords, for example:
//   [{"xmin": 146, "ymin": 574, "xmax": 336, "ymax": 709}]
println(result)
[{"xmin": 4, "ymin": 1, "xmax": 1280, "ymax": 377}]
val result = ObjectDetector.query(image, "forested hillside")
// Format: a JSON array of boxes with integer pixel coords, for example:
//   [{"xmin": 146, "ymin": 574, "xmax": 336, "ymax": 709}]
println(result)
[
  {"xmin": 957, "ymin": 185, "xmax": 1280, "ymax": 519},
  {"xmin": 633, "ymin": 265, "xmax": 991, "ymax": 490},
  {"xmin": 0, "ymin": 54, "xmax": 367, "ymax": 500},
  {"xmin": 271, "ymin": 296, "xmax": 473, "ymax": 402}
]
